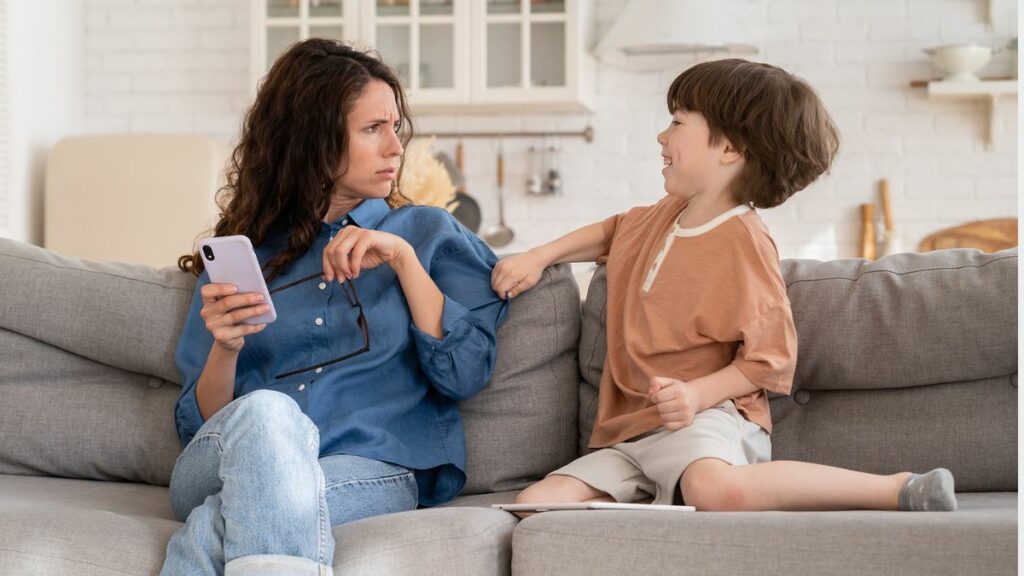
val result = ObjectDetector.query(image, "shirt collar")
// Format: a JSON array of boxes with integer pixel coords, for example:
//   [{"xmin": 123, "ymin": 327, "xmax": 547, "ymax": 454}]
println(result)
[{"xmin": 324, "ymin": 198, "xmax": 390, "ymax": 231}]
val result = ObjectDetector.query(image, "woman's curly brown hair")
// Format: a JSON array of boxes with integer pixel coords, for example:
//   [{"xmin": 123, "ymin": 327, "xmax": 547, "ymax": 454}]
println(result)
[
  {"xmin": 667, "ymin": 59, "xmax": 840, "ymax": 208},
  {"xmin": 179, "ymin": 39, "xmax": 413, "ymax": 280}
]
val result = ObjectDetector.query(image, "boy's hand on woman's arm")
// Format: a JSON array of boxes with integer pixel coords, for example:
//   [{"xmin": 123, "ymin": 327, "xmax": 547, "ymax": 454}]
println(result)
[
  {"xmin": 491, "ymin": 251, "xmax": 548, "ymax": 299},
  {"xmin": 491, "ymin": 221, "xmax": 611, "ymax": 300}
]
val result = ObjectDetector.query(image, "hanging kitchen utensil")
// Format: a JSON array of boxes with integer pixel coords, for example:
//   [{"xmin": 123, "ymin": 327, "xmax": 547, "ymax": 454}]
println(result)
[
  {"xmin": 438, "ymin": 141, "xmax": 482, "ymax": 233},
  {"xmin": 878, "ymin": 179, "xmax": 903, "ymax": 256},
  {"xmin": 860, "ymin": 203, "xmax": 877, "ymax": 260},
  {"xmin": 483, "ymin": 139, "xmax": 514, "ymax": 247},
  {"xmin": 544, "ymin": 141, "xmax": 563, "ymax": 195},
  {"xmin": 527, "ymin": 145, "xmax": 543, "ymax": 194}
]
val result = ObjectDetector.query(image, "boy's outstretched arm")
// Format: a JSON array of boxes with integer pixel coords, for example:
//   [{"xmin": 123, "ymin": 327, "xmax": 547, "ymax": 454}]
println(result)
[{"xmin": 491, "ymin": 221, "xmax": 609, "ymax": 299}]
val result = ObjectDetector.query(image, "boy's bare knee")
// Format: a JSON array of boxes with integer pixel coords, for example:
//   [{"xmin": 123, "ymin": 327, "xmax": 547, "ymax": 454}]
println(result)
[{"xmin": 681, "ymin": 459, "xmax": 746, "ymax": 511}]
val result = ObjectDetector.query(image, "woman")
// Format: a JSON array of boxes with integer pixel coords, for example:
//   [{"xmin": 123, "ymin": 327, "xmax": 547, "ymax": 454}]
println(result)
[{"xmin": 163, "ymin": 39, "xmax": 507, "ymax": 576}]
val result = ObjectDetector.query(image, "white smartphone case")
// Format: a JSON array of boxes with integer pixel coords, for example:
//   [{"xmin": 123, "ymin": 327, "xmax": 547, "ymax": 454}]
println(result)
[{"xmin": 199, "ymin": 235, "xmax": 277, "ymax": 325}]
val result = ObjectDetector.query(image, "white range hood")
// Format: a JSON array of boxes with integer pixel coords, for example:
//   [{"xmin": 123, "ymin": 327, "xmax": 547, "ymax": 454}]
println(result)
[{"xmin": 595, "ymin": 0, "xmax": 759, "ymax": 70}]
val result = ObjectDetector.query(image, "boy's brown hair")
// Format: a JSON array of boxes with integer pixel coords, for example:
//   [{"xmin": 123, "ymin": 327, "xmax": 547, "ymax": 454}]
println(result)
[{"xmin": 667, "ymin": 59, "xmax": 839, "ymax": 208}]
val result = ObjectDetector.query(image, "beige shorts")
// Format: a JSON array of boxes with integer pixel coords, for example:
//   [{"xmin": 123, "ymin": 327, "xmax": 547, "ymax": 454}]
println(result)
[{"xmin": 550, "ymin": 401, "xmax": 771, "ymax": 505}]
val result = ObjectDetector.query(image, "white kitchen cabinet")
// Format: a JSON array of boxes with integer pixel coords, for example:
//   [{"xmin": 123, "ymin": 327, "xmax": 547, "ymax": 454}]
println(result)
[{"xmin": 251, "ymin": 0, "xmax": 594, "ymax": 113}]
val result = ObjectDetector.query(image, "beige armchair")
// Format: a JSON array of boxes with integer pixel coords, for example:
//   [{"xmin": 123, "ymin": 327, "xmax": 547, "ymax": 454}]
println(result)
[{"xmin": 44, "ymin": 134, "xmax": 224, "ymax": 269}]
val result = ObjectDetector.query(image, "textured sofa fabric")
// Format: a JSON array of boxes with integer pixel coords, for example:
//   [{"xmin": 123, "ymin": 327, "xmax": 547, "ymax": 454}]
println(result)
[
  {"xmin": 0, "ymin": 474, "xmax": 517, "ymax": 576},
  {"xmin": 0, "ymin": 238, "xmax": 577, "ymax": 575},
  {"xmin": 512, "ymin": 493, "xmax": 1017, "ymax": 576},
  {"xmin": 0, "ymin": 239, "xmax": 581, "ymax": 492},
  {"xmin": 0, "ymin": 238, "xmax": 1017, "ymax": 575}
]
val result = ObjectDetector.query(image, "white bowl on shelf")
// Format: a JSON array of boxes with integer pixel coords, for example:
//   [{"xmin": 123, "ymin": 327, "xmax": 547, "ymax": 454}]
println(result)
[{"xmin": 924, "ymin": 44, "xmax": 999, "ymax": 82}]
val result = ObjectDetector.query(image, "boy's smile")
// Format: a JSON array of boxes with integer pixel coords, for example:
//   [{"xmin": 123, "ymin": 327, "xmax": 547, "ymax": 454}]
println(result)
[{"xmin": 657, "ymin": 109, "xmax": 746, "ymax": 226}]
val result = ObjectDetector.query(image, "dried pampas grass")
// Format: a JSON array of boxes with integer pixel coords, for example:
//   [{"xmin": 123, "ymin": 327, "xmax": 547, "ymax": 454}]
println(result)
[{"xmin": 398, "ymin": 137, "xmax": 457, "ymax": 212}]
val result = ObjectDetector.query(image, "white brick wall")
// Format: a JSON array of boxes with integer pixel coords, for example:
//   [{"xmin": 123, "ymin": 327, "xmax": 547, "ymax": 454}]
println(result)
[
  {"xmin": 84, "ymin": 0, "xmax": 249, "ymax": 136},
  {"xmin": 82, "ymin": 0, "xmax": 1019, "ymax": 260}
]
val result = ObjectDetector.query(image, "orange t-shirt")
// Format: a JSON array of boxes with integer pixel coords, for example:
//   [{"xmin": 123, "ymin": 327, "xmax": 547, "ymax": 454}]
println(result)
[{"xmin": 589, "ymin": 195, "xmax": 797, "ymax": 448}]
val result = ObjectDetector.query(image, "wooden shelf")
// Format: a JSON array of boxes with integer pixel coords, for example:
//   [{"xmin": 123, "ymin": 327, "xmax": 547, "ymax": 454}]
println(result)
[
  {"xmin": 925, "ymin": 79, "xmax": 1017, "ymax": 98},
  {"xmin": 911, "ymin": 79, "xmax": 1018, "ymax": 151}
]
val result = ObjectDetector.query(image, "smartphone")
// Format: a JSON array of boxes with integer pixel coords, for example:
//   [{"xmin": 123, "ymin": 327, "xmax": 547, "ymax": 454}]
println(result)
[{"xmin": 199, "ymin": 235, "xmax": 277, "ymax": 325}]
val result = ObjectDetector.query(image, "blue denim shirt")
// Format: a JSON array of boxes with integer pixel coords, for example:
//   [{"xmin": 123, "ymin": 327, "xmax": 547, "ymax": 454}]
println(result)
[{"xmin": 174, "ymin": 199, "xmax": 508, "ymax": 506}]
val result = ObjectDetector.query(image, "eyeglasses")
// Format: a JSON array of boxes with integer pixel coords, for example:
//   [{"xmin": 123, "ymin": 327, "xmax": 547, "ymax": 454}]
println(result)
[{"xmin": 268, "ymin": 272, "xmax": 370, "ymax": 380}]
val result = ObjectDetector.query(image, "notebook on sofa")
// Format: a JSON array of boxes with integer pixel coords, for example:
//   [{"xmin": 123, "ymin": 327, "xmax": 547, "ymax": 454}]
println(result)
[{"xmin": 492, "ymin": 502, "xmax": 695, "ymax": 512}]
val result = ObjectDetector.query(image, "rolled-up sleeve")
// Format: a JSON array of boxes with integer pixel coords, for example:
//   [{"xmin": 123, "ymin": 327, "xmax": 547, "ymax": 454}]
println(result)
[
  {"xmin": 173, "ymin": 274, "xmax": 214, "ymax": 447},
  {"xmin": 410, "ymin": 232, "xmax": 508, "ymax": 401}
]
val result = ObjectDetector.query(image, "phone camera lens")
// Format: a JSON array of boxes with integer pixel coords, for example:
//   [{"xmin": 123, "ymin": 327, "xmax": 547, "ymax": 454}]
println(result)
[{"xmin": 202, "ymin": 245, "xmax": 215, "ymax": 261}]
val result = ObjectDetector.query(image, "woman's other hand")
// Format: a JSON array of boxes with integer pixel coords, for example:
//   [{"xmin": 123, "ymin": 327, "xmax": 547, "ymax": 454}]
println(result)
[
  {"xmin": 491, "ymin": 251, "xmax": 546, "ymax": 299},
  {"xmin": 322, "ymin": 227, "xmax": 414, "ymax": 282},
  {"xmin": 198, "ymin": 283, "xmax": 268, "ymax": 353}
]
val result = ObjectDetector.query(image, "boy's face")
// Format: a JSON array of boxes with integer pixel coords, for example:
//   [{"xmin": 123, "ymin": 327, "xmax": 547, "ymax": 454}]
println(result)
[{"xmin": 657, "ymin": 109, "xmax": 740, "ymax": 201}]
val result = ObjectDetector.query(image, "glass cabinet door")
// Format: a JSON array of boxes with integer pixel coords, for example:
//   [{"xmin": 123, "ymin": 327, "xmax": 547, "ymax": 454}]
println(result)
[
  {"xmin": 530, "ymin": 21, "xmax": 564, "ymax": 87},
  {"xmin": 483, "ymin": 0, "xmax": 566, "ymax": 90},
  {"xmin": 372, "ymin": 0, "xmax": 458, "ymax": 93},
  {"xmin": 486, "ymin": 22, "xmax": 520, "ymax": 87},
  {"xmin": 309, "ymin": 0, "xmax": 345, "ymax": 41},
  {"xmin": 265, "ymin": 26, "xmax": 301, "ymax": 70},
  {"xmin": 255, "ymin": 0, "xmax": 590, "ymax": 111},
  {"xmin": 259, "ymin": 0, "xmax": 354, "ymax": 76}
]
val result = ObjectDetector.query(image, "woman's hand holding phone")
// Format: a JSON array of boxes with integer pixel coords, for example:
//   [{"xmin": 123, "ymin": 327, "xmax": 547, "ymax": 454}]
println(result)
[{"xmin": 199, "ymin": 283, "xmax": 269, "ymax": 352}]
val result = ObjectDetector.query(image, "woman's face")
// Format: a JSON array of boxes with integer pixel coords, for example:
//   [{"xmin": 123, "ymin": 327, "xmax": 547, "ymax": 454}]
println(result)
[{"xmin": 332, "ymin": 79, "xmax": 404, "ymax": 203}]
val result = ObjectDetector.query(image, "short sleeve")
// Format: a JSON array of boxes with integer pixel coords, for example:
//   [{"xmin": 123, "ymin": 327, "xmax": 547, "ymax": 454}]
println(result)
[
  {"xmin": 595, "ymin": 213, "xmax": 623, "ymax": 264},
  {"xmin": 731, "ymin": 302, "xmax": 797, "ymax": 395}
]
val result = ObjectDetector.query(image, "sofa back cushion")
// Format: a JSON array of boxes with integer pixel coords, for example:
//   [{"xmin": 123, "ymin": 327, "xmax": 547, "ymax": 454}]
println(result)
[
  {"xmin": 0, "ymin": 329, "xmax": 181, "ymax": 484},
  {"xmin": 460, "ymin": 264, "xmax": 581, "ymax": 494},
  {"xmin": 0, "ymin": 239, "xmax": 581, "ymax": 491},
  {"xmin": 0, "ymin": 240, "xmax": 194, "ymax": 383},
  {"xmin": 579, "ymin": 248, "xmax": 1017, "ymax": 491}
]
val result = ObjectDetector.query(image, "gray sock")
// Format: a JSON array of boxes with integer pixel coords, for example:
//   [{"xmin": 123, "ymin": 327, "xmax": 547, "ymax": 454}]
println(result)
[{"xmin": 898, "ymin": 468, "xmax": 957, "ymax": 512}]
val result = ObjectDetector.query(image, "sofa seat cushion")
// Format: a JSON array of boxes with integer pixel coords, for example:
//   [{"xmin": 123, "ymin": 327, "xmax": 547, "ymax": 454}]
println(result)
[
  {"xmin": 0, "ymin": 475, "xmax": 516, "ymax": 576},
  {"xmin": 444, "ymin": 490, "xmax": 519, "ymax": 508},
  {"xmin": 331, "ymin": 506, "xmax": 515, "ymax": 576},
  {"xmin": 0, "ymin": 475, "xmax": 178, "ymax": 575},
  {"xmin": 511, "ymin": 492, "xmax": 1017, "ymax": 576}
]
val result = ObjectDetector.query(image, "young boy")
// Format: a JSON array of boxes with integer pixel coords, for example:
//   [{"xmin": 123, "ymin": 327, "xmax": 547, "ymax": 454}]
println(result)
[{"xmin": 492, "ymin": 59, "xmax": 956, "ymax": 513}]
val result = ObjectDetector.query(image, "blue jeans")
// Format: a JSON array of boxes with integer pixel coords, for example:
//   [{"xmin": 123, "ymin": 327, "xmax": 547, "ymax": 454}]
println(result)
[{"xmin": 160, "ymin": 390, "xmax": 419, "ymax": 576}]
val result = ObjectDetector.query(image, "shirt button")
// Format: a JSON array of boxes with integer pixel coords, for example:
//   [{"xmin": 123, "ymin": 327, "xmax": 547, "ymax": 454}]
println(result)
[
  {"xmin": 315, "ymin": 367, "xmax": 323, "ymax": 374},
  {"xmin": 318, "ymin": 282, "xmax": 327, "ymax": 290},
  {"xmin": 314, "ymin": 317, "xmax": 324, "ymax": 326},
  {"xmin": 298, "ymin": 384, "xmax": 306, "ymax": 391},
  {"xmin": 341, "ymin": 218, "xmax": 349, "ymax": 226}
]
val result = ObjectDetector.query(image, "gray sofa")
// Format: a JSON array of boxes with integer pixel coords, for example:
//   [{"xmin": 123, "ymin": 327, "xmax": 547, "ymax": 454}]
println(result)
[{"xmin": 0, "ymin": 238, "xmax": 1016, "ymax": 576}]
